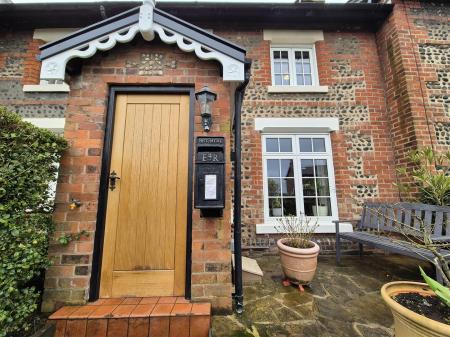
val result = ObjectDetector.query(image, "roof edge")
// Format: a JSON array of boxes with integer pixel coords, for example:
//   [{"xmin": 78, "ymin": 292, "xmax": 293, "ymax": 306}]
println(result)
[{"xmin": 0, "ymin": 2, "xmax": 394, "ymax": 32}]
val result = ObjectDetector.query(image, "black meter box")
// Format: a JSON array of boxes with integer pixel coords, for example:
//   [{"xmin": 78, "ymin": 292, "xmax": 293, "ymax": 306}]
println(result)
[{"xmin": 194, "ymin": 137, "xmax": 225, "ymax": 210}]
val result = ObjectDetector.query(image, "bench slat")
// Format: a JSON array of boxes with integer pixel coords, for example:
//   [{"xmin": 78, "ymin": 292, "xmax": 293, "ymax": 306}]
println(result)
[
  {"xmin": 413, "ymin": 209, "xmax": 422, "ymax": 230},
  {"xmin": 424, "ymin": 210, "xmax": 432, "ymax": 227},
  {"xmin": 434, "ymin": 212, "xmax": 443, "ymax": 237},
  {"xmin": 340, "ymin": 231, "xmax": 450, "ymax": 261},
  {"xmin": 404, "ymin": 209, "xmax": 412, "ymax": 229},
  {"xmin": 362, "ymin": 203, "xmax": 450, "ymax": 238}
]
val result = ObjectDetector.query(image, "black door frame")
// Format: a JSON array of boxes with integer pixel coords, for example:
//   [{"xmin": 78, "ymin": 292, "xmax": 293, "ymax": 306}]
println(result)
[{"xmin": 89, "ymin": 85, "xmax": 195, "ymax": 300}]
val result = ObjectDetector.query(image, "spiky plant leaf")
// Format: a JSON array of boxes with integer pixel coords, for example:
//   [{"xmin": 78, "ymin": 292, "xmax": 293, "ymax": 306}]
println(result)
[{"xmin": 419, "ymin": 267, "xmax": 450, "ymax": 307}]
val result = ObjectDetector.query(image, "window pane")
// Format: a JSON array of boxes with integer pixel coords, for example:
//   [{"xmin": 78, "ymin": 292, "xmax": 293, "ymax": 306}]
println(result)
[
  {"xmin": 273, "ymin": 50, "xmax": 280, "ymax": 59},
  {"xmin": 317, "ymin": 198, "xmax": 331, "ymax": 216},
  {"xmin": 302, "ymin": 178, "xmax": 315, "ymax": 196},
  {"xmin": 299, "ymin": 138, "xmax": 312, "ymax": 152},
  {"xmin": 296, "ymin": 75, "xmax": 304, "ymax": 86},
  {"xmin": 281, "ymin": 51, "xmax": 288, "ymax": 59},
  {"xmin": 301, "ymin": 159, "xmax": 314, "ymax": 177},
  {"xmin": 280, "ymin": 159, "xmax": 294, "ymax": 177},
  {"xmin": 304, "ymin": 75, "xmax": 312, "ymax": 85},
  {"xmin": 313, "ymin": 138, "xmax": 326, "ymax": 152},
  {"xmin": 268, "ymin": 178, "xmax": 281, "ymax": 196},
  {"xmin": 279, "ymin": 138, "xmax": 292, "ymax": 152},
  {"xmin": 303, "ymin": 63, "xmax": 311, "ymax": 73},
  {"xmin": 302, "ymin": 51, "xmax": 310, "ymax": 60},
  {"xmin": 281, "ymin": 62, "xmax": 289, "ymax": 73},
  {"xmin": 274, "ymin": 62, "xmax": 281, "ymax": 73},
  {"xmin": 303, "ymin": 198, "xmax": 316, "ymax": 216},
  {"xmin": 269, "ymin": 198, "xmax": 282, "ymax": 217},
  {"xmin": 316, "ymin": 178, "xmax": 330, "ymax": 196},
  {"xmin": 315, "ymin": 159, "xmax": 328, "ymax": 177},
  {"xmin": 282, "ymin": 178, "xmax": 296, "ymax": 196},
  {"xmin": 283, "ymin": 198, "xmax": 297, "ymax": 216},
  {"xmin": 267, "ymin": 159, "xmax": 280, "ymax": 177},
  {"xmin": 275, "ymin": 75, "xmax": 282, "ymax": 85},
  {"xmin": 295, "ymin": 51, "xmax": 302, "ymax": 60},
  {"xmin": 266, "ymin": 138, "xmax": 279, "ymax": 152},
  {"xmin": 282, "ymin": 74, "xmax": 290, "ymax": 85}
]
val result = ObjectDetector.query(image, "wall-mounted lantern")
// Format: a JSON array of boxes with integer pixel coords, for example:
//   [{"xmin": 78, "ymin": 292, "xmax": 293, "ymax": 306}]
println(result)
[{"xmin": 195, "ymin": 85, "xmax": 217, "ymax": 132}]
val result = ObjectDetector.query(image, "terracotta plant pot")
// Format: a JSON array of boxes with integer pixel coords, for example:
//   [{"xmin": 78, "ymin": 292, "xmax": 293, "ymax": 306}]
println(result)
[
  {"xmin": 381, "ymin": 281, "xmax": 450, "ymax": 337},
  {"xmin": 277, "ymin": 239, "xmax": 320, "ymax": 284}
]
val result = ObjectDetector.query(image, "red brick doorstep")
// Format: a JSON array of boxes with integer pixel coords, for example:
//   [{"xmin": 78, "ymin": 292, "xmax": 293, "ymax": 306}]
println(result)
[{"xmin": 49, "ymin": 297, "xmax": 211, "ymax": 337}]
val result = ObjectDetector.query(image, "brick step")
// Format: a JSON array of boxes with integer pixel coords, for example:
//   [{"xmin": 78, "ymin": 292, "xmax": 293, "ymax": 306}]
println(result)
[{"xmin": 48, "ymin": 296, "xmax": 211, "ymax": 337}]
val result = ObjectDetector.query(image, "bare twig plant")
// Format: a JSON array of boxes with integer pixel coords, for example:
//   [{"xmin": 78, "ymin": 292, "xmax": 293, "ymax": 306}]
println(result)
[
  {"xmin": 368, "ymin": 206, "xmax": 450, "ymax": 288},
  {"xmin": 276, "ymin": 216, "xmax": 319, "ymax": 249}
]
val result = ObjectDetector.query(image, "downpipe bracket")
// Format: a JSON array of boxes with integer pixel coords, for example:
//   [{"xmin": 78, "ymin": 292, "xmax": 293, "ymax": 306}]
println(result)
[{"xmin": 233, "ymin": 294, "xmax": 244, "ymax": 314}]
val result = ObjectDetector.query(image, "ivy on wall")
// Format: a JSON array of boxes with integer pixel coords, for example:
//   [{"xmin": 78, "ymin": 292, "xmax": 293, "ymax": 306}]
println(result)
[{"xmin": 0, "ymin": 107, "xmax": 67, "ymax": 336}]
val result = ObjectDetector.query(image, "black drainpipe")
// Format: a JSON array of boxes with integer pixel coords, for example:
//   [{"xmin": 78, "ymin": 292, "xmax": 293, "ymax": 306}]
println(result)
[{"xmin": 233, "ymin": 59, "xmax": 252, "ymax": 314}]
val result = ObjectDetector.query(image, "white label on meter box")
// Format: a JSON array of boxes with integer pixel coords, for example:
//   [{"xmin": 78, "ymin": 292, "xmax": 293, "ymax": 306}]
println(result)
[{"xmin": 204, "ymin": 174, "xmax": 217, "ymax": 200}]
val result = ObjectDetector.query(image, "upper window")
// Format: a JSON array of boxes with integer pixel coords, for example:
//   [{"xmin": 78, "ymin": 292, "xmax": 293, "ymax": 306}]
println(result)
[
  {"xmin": 270, "ymin": 46, "xmax": 318, "ymax": 87},
  {"xmin": 262, "ymin": 134, "xmax": 337, "ymax": 222}
]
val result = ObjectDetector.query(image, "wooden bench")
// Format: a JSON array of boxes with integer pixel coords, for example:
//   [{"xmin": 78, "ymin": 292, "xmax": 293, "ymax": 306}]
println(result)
[{"xmin": 334, "ymin": 202, "xmax": 450, "ymax": 283}]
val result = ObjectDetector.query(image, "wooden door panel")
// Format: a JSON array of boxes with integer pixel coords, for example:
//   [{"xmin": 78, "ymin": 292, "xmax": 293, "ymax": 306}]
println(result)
[
  {"xmin": 114, "ymin": 102, "xmax": 145, "ymax": 271},
  {"xmin": 111, "ymin": 271, "xmax": 174, "ymax": 297},
  {"xmin": 100, "ymin": 94, "xmax": 189, "ymax": 298}
]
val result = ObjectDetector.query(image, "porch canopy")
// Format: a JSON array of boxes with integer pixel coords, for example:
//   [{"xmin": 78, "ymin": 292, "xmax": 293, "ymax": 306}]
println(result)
[{"xmin": 38, "ymin": 0, "xmax": 247, "ymax": 86}]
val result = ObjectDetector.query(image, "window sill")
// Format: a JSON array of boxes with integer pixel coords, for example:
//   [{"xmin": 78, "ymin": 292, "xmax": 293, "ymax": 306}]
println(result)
[
  {"xmin": 256, "ymin": 222, "xmax": 353, "ymax": 234},
  {"xmin": 255, "ymin": 117, "xmax": 339, "ymax": 133},
  {"xmin": 267, "ymin": 85, "xmax": 329, "ymax": 94},
  {"xmin": 23, "ymin": 118, "xmax": 65, "ymax": 133},
  {"xmin": 23, "ymin": 83, "xmax": 70, "ymax": 92}
]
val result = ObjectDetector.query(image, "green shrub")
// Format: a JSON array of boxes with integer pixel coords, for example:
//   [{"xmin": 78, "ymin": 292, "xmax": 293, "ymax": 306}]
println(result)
[
  {"xmin": 397, "ymin": 147, "xmax": 450, "ymax": 206},
  {"xmin": 0, "ymin": 107, "xmax": 67, "ymax": 336}
]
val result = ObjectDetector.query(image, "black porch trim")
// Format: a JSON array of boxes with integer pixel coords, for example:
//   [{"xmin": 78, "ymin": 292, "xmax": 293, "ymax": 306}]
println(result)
[
  {"xmin": 89, "ymin": 85, "xmax": 195, "ymax": 301},
  {"xmin": 38, "ymin": 5, "xmax": 246, "ymax": 62}
]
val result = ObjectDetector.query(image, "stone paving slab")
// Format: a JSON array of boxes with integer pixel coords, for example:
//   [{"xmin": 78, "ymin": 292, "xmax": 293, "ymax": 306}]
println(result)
[{"xmin": 212, "ymin": 254, "xmax": 430, "ymax": 337}]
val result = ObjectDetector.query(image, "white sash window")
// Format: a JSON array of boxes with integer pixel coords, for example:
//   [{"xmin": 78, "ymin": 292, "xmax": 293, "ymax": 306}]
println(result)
[
  {"xmin": 270, "ymin": 47, "xmax": 318, "ymax": 87},
  {"xmin": 262, "ymin": 134, "xmax": 338, "ymax": 224}
]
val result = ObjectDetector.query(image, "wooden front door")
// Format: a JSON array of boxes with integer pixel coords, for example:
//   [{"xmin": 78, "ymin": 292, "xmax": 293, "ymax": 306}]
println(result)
[{"xmin": 100, "ymin": 94, "xmax": 190, "ymax": 298}]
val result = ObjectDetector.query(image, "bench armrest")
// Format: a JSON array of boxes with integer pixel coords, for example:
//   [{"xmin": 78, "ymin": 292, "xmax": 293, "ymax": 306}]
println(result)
[{"xmin": 333, "ymin": 220, "xmax": 355, "ymax": 231}]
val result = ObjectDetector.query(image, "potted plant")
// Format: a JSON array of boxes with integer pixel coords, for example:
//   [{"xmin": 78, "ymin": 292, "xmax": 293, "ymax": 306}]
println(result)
[
  {"xmin": 381, "ymin": 148, "xmax": 450, "ymax": 336},
  {"xmin": 314, "ymin": 205, "xmax": 328, "ymax": 217},
  {"xmin": 271, "ymin": 198, "xmax": 282, "ymax": 217},
  {"xmin": 377, "ymin": 206, "xmax": 450, "ymax": 337},
  {"xmin": 276, "ymin": 216, "xmax": 320, "ymax": 291}
]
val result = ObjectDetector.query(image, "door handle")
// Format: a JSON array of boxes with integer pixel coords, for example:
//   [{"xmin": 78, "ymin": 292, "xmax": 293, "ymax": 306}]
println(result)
[{"xmin": 109, "ymin": 171, "xmax": 120, "ymax": 191}]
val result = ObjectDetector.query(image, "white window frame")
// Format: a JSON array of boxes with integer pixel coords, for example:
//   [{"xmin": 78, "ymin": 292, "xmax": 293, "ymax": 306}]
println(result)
[
  {"xmin": 261, "ymin": 133, "xmax": 339, "ymax": 226},
  {"xmin": 270, "ymin": 45, "xmax": 320, "ymax": 87}
]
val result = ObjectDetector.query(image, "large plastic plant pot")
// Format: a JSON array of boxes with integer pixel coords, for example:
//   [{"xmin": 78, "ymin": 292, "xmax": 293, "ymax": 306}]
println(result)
[{"xmin": 381, "ymin": 281, "xmax": 450, "ymax": 337}]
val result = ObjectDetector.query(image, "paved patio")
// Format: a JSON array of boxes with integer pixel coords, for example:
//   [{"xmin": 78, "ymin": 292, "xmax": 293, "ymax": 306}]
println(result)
[{"xmin": 212, "ymin": 254, "xmax": 430, "ymax": 337}]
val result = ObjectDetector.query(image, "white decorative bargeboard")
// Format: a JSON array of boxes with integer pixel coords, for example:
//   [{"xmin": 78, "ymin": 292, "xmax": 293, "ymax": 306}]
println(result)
[{"xmin": 39, "ymin": 0, "xmax": 245, "ymax": 86}]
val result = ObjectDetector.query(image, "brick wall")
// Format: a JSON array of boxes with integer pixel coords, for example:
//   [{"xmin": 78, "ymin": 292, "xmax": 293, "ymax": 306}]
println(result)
[
  {"xmin": 219, "ymin": 29, "xmax": 400, "ymax": 246},
  {"xmin": 376, "ymin": 0, "xmax": 450, "ymax": 190}
]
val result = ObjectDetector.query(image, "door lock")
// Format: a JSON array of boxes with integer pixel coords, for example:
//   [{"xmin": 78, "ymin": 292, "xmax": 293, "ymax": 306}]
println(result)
[{"xmin": 109, "ymin": 171, "xmax": 120, "ymax": 191}]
